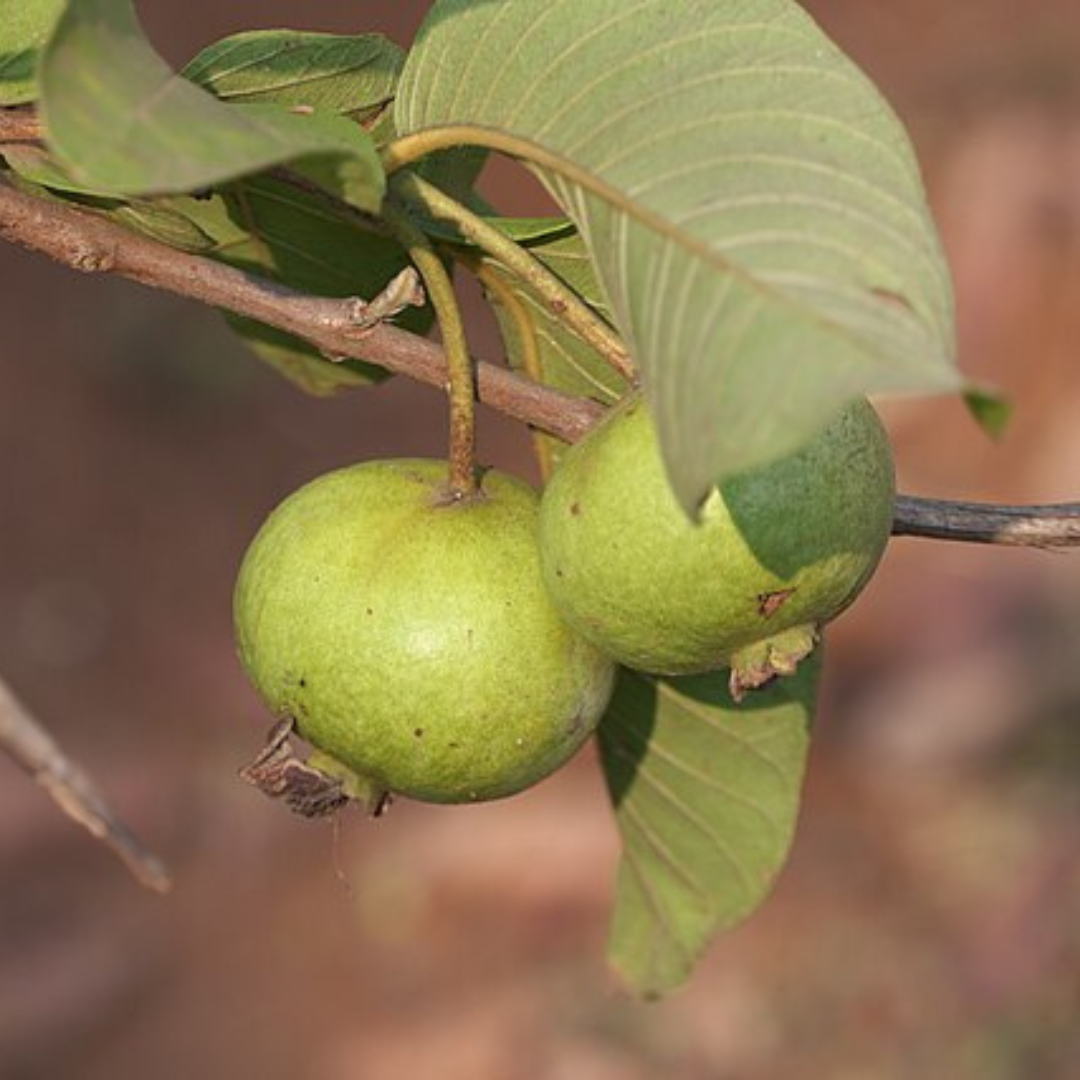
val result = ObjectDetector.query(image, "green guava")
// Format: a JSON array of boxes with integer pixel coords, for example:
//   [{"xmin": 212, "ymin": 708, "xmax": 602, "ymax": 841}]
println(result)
[
  {"xmin": 234, "ymin": 460, "xmax": 616, "ymax": 805},
  {"xmin": 537, "ymin": 396, "xmax": 895, "ymax": 697}
]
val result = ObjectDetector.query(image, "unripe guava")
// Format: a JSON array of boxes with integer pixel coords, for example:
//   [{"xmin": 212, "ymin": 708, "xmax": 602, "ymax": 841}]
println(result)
[
  {"xmin": 234, "ymin": 461, "xmax": 616, "ymax": 804},
  {"xmin": 538, "ymin": 397, "xmax": 894, "ymax": 696}
]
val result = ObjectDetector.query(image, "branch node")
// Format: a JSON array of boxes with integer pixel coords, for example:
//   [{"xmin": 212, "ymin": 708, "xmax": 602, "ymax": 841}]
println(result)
[{"xmin": 71, "ymin": 242, "xmax": 116, "ymax": 274}]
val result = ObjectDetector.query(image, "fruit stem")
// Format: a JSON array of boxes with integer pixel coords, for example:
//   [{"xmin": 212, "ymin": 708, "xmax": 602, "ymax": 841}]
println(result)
[
  {"xmin": 382, "ymin": 192, "xmax": 478, "ymax": 498},
  {"xmin": 472, "ymin": 258, "xmax": 557, "ymax": 481},
  {"xmin": 391, "ymin": 170, "xmax": 636, "ymax": 384}
]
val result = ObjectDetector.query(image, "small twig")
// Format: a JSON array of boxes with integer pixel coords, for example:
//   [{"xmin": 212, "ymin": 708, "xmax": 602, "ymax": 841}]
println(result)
[
  {"xmin": 893, "ymin": 496, "xmax": 1080, "ymax": 549},
  {"xmin": 3, "ymin": 151, "xmax": 1080, "ymax": 551},
  {"xmin": 0, "ymin": 179, "xmax": 603, "ymax": 442},
  {"xmin": 0, "ymin": 674, "xmax": 171, "ymax": 893}
]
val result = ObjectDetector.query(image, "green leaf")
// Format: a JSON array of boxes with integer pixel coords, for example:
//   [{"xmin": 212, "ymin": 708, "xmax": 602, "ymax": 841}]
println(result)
[
  {"xmin": 210, "ymin": 175, "xmax": 428, "ymax": 392},
  {"xmin": 599, "ymin": 659, "xmax": 818, "ymax": 997},
  {"xmin": 39, "ymin": 0, "xmax": 383, "ymax": 210},
  {"xmin": 964, "ymin": 386, "xmax": 1011, "ymax": 439},
  {"xmin": 222, "ymin": 314, "xmax": 381, "ymax": 395},
  {"xmin": 437, "ymin": 214, "xmax": 576, "ymax": 247},
  {"xmin": 0, "ymin": 0, "xmax": 65, "ymax": 105},
  {"xmin": 1, "ymin": 142, "xmax": 417, "ymax": 393},
  {"xmin": 1, "ymin": 143, "xmax": 105, "ymax": 196},
  {"xmin": 182, "ymin": 30, "xmax": 403, "ymax": 125},
  {"xmin": 398, "ymin": 0, "xmax": 965, "ymax": 510},
  {"xmin": 481, "ymin": 226, "xmax": 626, "ymax": 403}
]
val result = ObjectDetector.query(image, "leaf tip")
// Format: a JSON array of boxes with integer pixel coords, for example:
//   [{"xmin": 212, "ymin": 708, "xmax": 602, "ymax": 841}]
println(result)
[{"xmin": 964, "ymin": 385, "xmax": 1011, "ymax": 439}]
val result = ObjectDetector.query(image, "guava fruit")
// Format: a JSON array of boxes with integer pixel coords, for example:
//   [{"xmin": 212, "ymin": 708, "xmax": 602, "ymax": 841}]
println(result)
[
  {"xmin": 538, "ymin": 396, "xmax": 895, "ymax": 697},
  {"xmin": 234, "ymin": 460, "xmax": 616, "ymax": 807}
]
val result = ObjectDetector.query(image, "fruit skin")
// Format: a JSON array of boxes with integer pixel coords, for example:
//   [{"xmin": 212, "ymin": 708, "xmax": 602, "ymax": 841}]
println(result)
[
  {"xmin": 538, "ymin": 396, "xmax": 895, "ymax": 684},
  {"xmin": 234, "ymin": 460, "xmax": 616, "ymax": 804}
]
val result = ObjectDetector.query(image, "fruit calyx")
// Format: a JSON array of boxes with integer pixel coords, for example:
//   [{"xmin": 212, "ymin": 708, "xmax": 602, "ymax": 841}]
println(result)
[
  {"xmin": 727, "ymin": 624, "xmax": 820, "ymax": 702},
  {"xmin": 240, "ymin": 717, "xmax": 391, "ymax": 819}
]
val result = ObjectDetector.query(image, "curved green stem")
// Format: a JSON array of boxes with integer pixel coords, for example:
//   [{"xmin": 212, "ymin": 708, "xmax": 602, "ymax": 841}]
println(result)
[
  {"xmin": 382, "ymin": 125, "xmax": 683, "ymax": 255},
  {"xmin": 391, "ymin": 170, "xmax": 635, "ymax": 384},
  {"xmin": 473, "ymin": 259, "xmax": 557, "ymax": 482},
  {"xmin": 381, "ymin": 194, "xmax": 477, "ymax": 498}
]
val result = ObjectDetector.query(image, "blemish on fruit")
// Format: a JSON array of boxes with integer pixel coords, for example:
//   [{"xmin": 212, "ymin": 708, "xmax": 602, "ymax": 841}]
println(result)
[
  {"xmin": 298, "ymin": 677, "xmax": 307, "ymax": 688},
  {"xmin": 570, "ymin": 501, "xmax": 582, "ymax": 516},
  {"xmin": 366, "ymin": 607, "xmax": 374, "ymax": 616},
  {"xmin": 758, "ymin": 589, "xmax": 796, "ymax": 618},
  {"xmin": 413, "ymin": 728, "xmax": 424, "ymax": 738}
]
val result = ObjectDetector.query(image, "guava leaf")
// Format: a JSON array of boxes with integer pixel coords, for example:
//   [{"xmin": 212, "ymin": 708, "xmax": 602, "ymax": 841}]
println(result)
[
  {"xmin": 222, "ymin": 314, "xmax": 382, "ymax": 395},
  {"xmin": 481, "ymin": 226, "xmax": 626, "ymax": 403},
  {"xmin": 599, "ymin": 659, "xmax": 818, "ymax": 997},
  {"xmin": 208, "ymin": 175, "xmax": 427, "ymax": 392},
  {"xmin": 39, "ymin": 0, "xmax": 383, "ymax": 211},
  {"xmin": 0, "ymin": 142, "xmax": 413, "ymax": 391},
  {"xmin": 0, "ymin": 0, "xmax": 65, "ymax": 105},
  {"xmin": 147, "ymin": 176, "xmax": 422, "ymax": 392},
  {"xmin": 964, "ymin": 387, "xmax": 1011, "ymax": 439},
  {"xmin": 1, "ymin": 143, "xmax": 116, "ymax": 197},
  {"xmin": 398, "ymin": 0, "xmax": 965, "ymax": 510},
  {"xmin": 433, "ymin": 214, "xmax": 576, "ymax": 247},
  {"xmin": 482, "ymin": 226, "xmax": 626, "ymax": 472},
  {"xmin": 182, "ymin": 30, "xmax": 402, "ymax": 125}
]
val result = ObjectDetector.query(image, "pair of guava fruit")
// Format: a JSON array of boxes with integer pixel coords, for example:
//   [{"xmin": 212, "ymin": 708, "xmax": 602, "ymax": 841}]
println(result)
[{"xmin": 234, "ymin": 396, "xmax": 894, "ymax": 810}]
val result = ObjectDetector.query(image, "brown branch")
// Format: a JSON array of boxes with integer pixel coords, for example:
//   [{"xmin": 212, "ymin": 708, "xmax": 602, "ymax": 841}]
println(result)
[
  {"xmin": 893, "ymin": 496, "xmax": 1080, "ymax": 549},
  {"xmin": 0, "ymin": 179, "xmax": 603, "ymax": 443},
  {"xmin": 0, "ymin": 674, "xmax": 172, "ymax": 892},
  {"xmin": 2, "ymin": 158, "xmax": 1080, "ymax": 551}
]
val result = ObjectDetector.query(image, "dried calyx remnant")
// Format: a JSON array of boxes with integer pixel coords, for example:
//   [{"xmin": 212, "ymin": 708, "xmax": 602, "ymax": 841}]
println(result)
[{"xmin": 240, "ymin": 717, "xmax": 392, "ymax": 819}]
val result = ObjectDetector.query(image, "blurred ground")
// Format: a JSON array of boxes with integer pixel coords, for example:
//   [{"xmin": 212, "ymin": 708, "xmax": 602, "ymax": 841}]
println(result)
[{"xmin": 2, "ymin": 2, "xmax": 1080, "ymax": 1078}]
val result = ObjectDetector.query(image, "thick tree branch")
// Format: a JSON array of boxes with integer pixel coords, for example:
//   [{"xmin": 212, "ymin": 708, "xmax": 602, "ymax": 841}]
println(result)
[
  {"xmin": 2, "ymin": 167, "xmax": 1080, "ymax": 551},
  {"xmin": 0, "ymin": 179, "xmax": 603, "ymax": 443},
  {"xmin": 0, "ymin": 674, "xmax": 171, "ymax": 892},
  {"xmin": 893, "ymin": 496, "xmax": 1080, "ymax": 549}
]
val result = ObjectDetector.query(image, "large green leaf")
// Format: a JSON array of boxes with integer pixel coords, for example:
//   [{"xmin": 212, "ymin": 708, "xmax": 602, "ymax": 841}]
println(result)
[
  {"xmin": 182, "ymin": 30, "xmax": 402, "ymax": 125},
  {"xmin": 39, "ymin": 0, "xmax": 383, "ymax": 210},
  {"xmin": 397, "ymin": 0, "xmax": 963, "ymax": 510},
  {"xmin": 0, "ymin": 0, "xmax": 65, "ymax": 105},
  {"xmin": 181, "ymin": 25, "xmax": 485, "ymax": 202},
  {"xmin": 599, "ymin": 660, "xmax": 818, "ymax": 997}
]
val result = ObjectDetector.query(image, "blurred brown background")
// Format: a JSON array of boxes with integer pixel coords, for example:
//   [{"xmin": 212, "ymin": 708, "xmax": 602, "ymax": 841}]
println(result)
[{"xmin": 2, "ymin": 2, "xmax": 1080, "ymax": 1077}]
